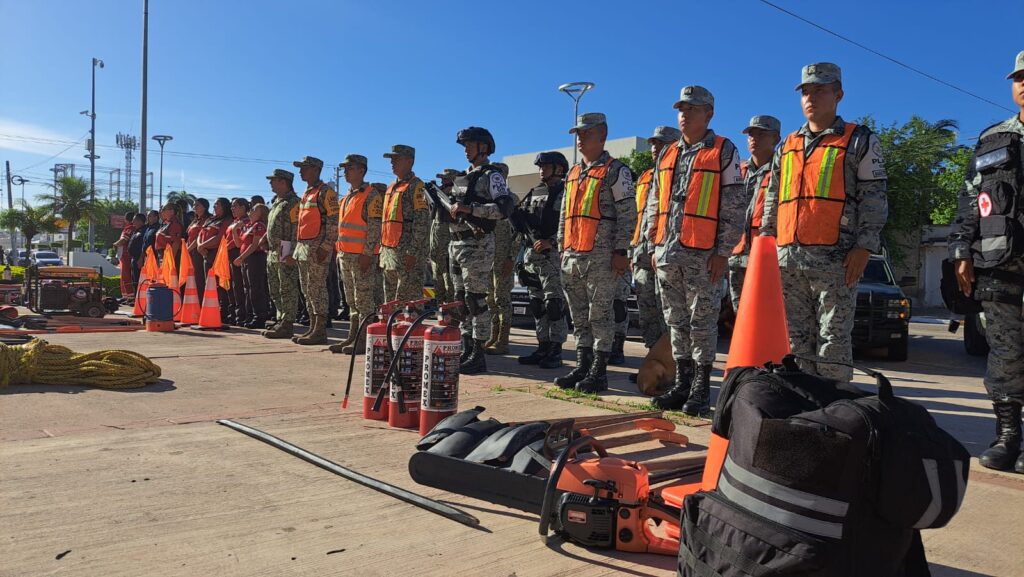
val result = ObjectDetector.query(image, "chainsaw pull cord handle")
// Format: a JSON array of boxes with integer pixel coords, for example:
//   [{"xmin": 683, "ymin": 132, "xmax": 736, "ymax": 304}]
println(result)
[
  {"xmin": 341, "ymin": 312, "xmax": 378, "ymax": 409},
  {"xmin": 538, "ymin": 435, "xmax": 607, "ymax": 543},
  {"xmin": 371, "ymin": 308, "xmax": 435, "ymax": 414}
]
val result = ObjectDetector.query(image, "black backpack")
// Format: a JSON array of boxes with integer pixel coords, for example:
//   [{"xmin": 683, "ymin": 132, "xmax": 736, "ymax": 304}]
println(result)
[{"xmin": 678, "ymin": 357, "xmax": 969, "ymax": 577}]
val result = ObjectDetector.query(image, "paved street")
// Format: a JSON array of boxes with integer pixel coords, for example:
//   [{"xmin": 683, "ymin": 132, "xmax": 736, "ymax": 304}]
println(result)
[{"xmin": 1, "ymin": 313, "xmax": 1021, "ymax": 576}]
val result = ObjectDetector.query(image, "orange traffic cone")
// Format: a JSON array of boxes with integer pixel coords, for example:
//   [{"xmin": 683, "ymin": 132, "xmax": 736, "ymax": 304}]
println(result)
[
  {"xmin": 179, "ymin": 271, "xmax": 201, "ymax": 325},
  {"xmin": 132, "ymin": 271, "xmax": 150, "ymax": 317},
  {"xmin": 194, "ymin": 269, "xmax": 225, "ymax": 330},
  {"xmin": 702, "ymin": 234, "xmax": 791, "ymax": 491}
]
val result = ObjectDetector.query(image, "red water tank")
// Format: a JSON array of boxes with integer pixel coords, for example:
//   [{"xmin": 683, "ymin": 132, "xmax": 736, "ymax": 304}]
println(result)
[{"xmin": 420, "ymin": 302, "xmax": 463, "ymax": 436}]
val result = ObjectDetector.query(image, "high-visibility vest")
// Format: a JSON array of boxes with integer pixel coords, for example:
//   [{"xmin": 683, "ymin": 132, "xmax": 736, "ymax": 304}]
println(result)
[
  {"xmin": 563, "ymin": 157, "xmax": 614, "ymax": 252},
  {"xmin": 733, "ymin": 162, "xmax": 770, "ymax": 256},
  {"xmin": 652, "ymin": 137, "xmax": 726, "ymax": 251},
  {"xmin": 381, "ymin": 180, "xmax": 412, "ymax": 248},
  {"xmin": 297, "ymin": 183, "xmax": 328, "ymax": 241},
  {"xmin": 777, "ymin": 123, "xmax": 857, "ymax": 247},
  {"xmin": 631, "ymin": 168, "xmax": 654, "ymax": 247},
  {"xmin": 337, "ymin": 184, "xmax": 372, "ymax": 254}
]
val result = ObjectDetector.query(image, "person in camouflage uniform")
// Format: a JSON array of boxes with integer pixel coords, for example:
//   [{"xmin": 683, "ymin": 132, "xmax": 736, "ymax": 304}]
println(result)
[
  {"xmin": 556, "ymin": 113, "xmax": 637, "ymax": 393},
  {"xmin": 262, "ymin": 169, "xmax": 301, "ymax": 339},
  {"xmin": 729, "ymin": 115, "xmax": 782, "ymax": 312},
  {"xmin": 329, "ymin": 154, "xmax": 383, "ymax": 355},
  {"xmin": 380, "ymin": 145, "xmax": 429, "ymax": 305},
  {"xmin": 430, "ymin": 169, "xmax": 460, "ymax": 307},
  {"xmin": 948, "ymin": 51, "xmax": 1024, "ymax": 473},
  {"xmin": 449, "ymin": 127, "xmax": 514, "ymax": 375},
  {"xmin": 484, "ymin": 162, "xmax": 516, "ymax": 355},
  {"xmin": 511, "ymin": 151, "xmax": 570, "ymax": 369},
  {"xmin": 629, "ymin": 126, "xmax": 677, "ymax": 377},
  {"xmin": 761, "ymin": 63, "xmax": 889, "ymax": 383},
  {"xmin": 646, "ymin": 86, "xmax": 747, "ymax": 416},
  {"xmin": 609, "ymin": 275, "xmax": 631, "ymax": 365},
  {"xmin": 291, "ymin": 156, "xmax": 340, "ymax": 345}
]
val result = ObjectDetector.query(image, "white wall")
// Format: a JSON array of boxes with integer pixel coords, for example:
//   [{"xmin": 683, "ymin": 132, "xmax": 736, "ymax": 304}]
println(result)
[
  {"xmin": 502, "ymin": 136, "xmax": 646, "ymax": 195},
  {"xmin": 69, "ymin": 250, "xmax": 120, "ymax": 277}
]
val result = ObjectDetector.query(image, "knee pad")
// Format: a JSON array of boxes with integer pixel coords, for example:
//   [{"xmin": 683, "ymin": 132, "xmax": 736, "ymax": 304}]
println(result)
[
  {"xmin": 466, "ymin": 292, "xmax": 489, "ymax": 316},
  {"xmin": 529, "ymin": 297, "xmax": 545, "ymax": 319},
  {"xmin": 545, "ymin": 298, "xmax": 564, "ymax": 322},
  {"xmin": 451, "ymin": 262, "xmax": 463, "ymax": 276},
  {"xmin": 614, "ymin": 300, "xmax": 627, "ymax": 323},
  {"xmin": 453, "ymin": 290, "xmax": 468, "ymax": 314}
]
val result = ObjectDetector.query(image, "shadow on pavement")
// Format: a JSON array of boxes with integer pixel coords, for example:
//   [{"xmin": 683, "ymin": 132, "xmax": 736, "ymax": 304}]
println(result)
[
  {"xmin": 928, "ymin": 564, "xmax": 997, "ymax": 577},
  {"xmin": 0, "ymin": 378, "xmax": 177, "ymax": 395}
]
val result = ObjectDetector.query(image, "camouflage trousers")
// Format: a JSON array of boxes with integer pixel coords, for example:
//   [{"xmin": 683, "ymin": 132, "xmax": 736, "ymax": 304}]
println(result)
[
  {"xmin": 382, "ymin": 263, "xmax": 425, "ymax": 305},
  {"xmin": 728, "ymin": 261, "xmax": 747, "ymax": 315},
  {"xmin": 656, "ymin": 254, "xmax": 723, "ymax": 365},
  {"xmin": 780, "ymin": 266, "xmax": 855, "ymax": 382},
  {"xmin": 339, "ymin": 253, "xmax": 380, "ymax": 325},
  {"xmin": 297, "ymin": 253, "xmax": 330, "ymax": 317},
  {"xmin": 430, "ymin": 221, "xmax": 454, "ymax": 305},
  {"xmin": 979, "ymin": 258, "xmax": 1024, "ymax": 404},
  {"xmin": 562, "ymin": 254, "xmax": 619, "ymax": 353},
  {"xmin": 488, "ymin": 256, "xmax": 514, "ymax": 321},
  {"xmin": 614, "ymin": 273, "xmax": 631, "ymax": 337},
  {"xmin": 633, "ymin": 259, "xmax": 666, "ymax": 348},
  {"xmin": 267, "ymin": 251, "xmax": 299, "ymax": 323},
  {"xmin": 523, "ymin": 249, "xmax": 567, "ymax": 344},
  {"xmin": 451, "ymin": 235, "xmax": 494, "ymax": 341}
]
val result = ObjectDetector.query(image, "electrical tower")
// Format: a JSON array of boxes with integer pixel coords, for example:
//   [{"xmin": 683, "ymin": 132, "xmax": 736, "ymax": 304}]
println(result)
[
  {"xmin": 116, "ymin": 133, "xmax": 138, "ymax": 202},
  {"xmin": 51, "ymin": 163, "xmax": 76, "ymax": 187},
  {"xmin": 108, "ymin": 168, "xmax": 121, "ymax": 200}
]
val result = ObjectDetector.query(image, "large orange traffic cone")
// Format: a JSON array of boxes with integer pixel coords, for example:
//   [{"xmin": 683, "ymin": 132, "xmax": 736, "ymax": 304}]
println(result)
[
  {"xmin": 178, "ymin": 268, "xmax": 201, "ymax": 325},
  {"xmin": 132, "ymin": 248, "xmax": 159, "ymax": 317},
  {"xmin": 702, "ymin": 234, "xmax": 791, "ymax": 491},
  {"xmin": 195, "ymin": 269, "xmax": 224, "ymax": 330}
]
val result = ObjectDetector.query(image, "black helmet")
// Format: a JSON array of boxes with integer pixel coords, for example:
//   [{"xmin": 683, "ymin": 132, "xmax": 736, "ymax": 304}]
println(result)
[
  {"xmin": 533, "ymin": 151, "xmax": 569, "ymax": 173},
  {"xmin": 456, "ymin": 126, "xmax": 495, "ymax": 154}
]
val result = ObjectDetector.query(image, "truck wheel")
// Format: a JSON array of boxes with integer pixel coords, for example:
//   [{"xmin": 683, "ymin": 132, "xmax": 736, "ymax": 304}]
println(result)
[
  {"xmin": 964, "ymin": 313, "xmax": 990, "ymax": 357},
  {"xmin": 83, "ymin": 303, "xmax": 105, "ymax": 318},
  {"xmin": 887, "ymin": 332, "xmax": 909, "ymax": 361}
]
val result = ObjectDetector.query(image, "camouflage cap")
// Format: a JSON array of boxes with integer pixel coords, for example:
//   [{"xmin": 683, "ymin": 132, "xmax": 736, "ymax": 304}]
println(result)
[
  {"xmin": 435, "ymin": 168, "xmax": 462, "ymax": 180},
  {"xmin": 741, "ymin": 115, "xmax": 782, "ymax": 135},
  {"xmin": 383, "ymin": 144, "xmax": 415, "ymax": 159},
  {"xmin": 292, "ymin": 156, "xmax": 324, "ymax": 169},
  {"xmin": 1006, "ymin": 50, "xmax": 1024, "ymax": 79},
  {"xmin": 796, "ymin": 62, "xmax": 842, "ymax": 90},
  {"xmin": 647, "ymin": 125, "xmax": 682, "ymax": 144},
  {"xmin": 266, "ymin": 168, "xmax": 295, "ymax": 181},
  {"xmin": 339, "ymin": 154, "xmax": 368, "ymax": 168},
  {"xmin": 673, "ymin": 86, "xmax": 714, "ymax": 108},
  {"xmin": 493, "ymin": 162, "xmax": 510, "ymax": 178},
  {"xmin": 569, "ymin": 112, "xmax": 607, "ymax": 134}
]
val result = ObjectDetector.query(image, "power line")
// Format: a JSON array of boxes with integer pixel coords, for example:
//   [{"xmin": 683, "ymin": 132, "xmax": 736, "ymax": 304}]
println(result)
[
  {"xmin": 756, "ymin": 0, "xmax": 1015, "ymax": 114},
  {"xmin": 10, "ymin": 132, "xmax": 90, "ymax": 172}
]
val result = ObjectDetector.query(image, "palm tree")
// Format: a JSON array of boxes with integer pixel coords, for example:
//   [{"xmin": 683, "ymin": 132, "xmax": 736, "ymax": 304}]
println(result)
[
  {"xmin": 166, "ymin": 190, "xmax": 197, "ymax": 208},
  {"xmin": 0, "ymin": 201, "xmax": 60, "ymax": 255},
  {"xmin": 36, "ymin": 176, "xmax": 103, "ymax": 254}
]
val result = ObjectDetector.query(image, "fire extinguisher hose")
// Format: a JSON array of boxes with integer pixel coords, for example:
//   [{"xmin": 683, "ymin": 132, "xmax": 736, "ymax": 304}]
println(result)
[
  {"xmin": 371, "ymin": 309, "xmax": 435, "ymax": 415},
  {"xmin": 217, "ymin": 419, "xmax": 479, "ymax": 528},
  {"xmin": 341, "ymin": 313, "xmax": 378, "ymax": 409}
]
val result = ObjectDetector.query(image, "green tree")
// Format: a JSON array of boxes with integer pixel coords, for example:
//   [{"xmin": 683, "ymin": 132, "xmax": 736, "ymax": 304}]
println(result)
[
  {"xmin": 166, "ymin": 190, "xmax": 197, "ymax": 208},
  {"xmin": 75, "ymin": 198, "xmax": 139, "ymax": 250},
  {"xmin": 932, "ymin": 146, "xmax": 972, "ymax": 225},
  {"xmin": 0, "ymin": 201, "xmax": 60, "ymax": 254},
  {"xmin": 36, "ymin": 176, "xmax": 103, "ymax": 253},
  {"xmin": 619, "ymin": 149, "xmax": 654, "ymax": 179}
]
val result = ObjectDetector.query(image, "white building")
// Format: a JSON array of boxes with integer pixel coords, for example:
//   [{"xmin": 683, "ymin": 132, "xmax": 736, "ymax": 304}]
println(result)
[{"xmin": 501, "ymin": 136, "xmax": 646, "ymax": 195}]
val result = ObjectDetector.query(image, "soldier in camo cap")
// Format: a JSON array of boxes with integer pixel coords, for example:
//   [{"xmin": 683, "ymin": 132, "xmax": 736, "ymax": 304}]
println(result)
[
  {"xmin": 262, "ymin": 169, "xmax": 301, "ymax": 339},
  {"xmin": 761, "ymin": 62, "xmax": 889, "ymax": 382},
  {"xmin": 380, "ymin": 145, "xmax": 429, "ymax": 305},
  {"xmin": 430, "ymin": 169, "xmax": 460, "ymax": 308},
  {"xmin": 290, "ymin": 156, "xmax": 340, "ymax": 345}
]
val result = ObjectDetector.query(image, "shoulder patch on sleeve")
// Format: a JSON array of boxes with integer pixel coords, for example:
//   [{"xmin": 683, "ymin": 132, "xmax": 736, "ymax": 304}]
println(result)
[
  {"xmin": 857, "ymin": 133, "xmax": 887, "ymax": 181},
  {"xmin": 488, "ymin": 172, "xmax": 509, "ymax": 199},
  {"xmin": 610, "ymin": 165, "xmax": 635, "ymax": 202},
  {"xmin": 288, "ymin": 204, "xmax": 300, "ymax": 224},
  {"xmin": 412, "ymin": 182, "xmax": 428, "ymax": 210},
  {"xmin": 324, "ymin": 189, "xmax": 340, "ymax": 217},
  {"xmin": 367, "ymin": 195, "xmax": 384, "ymax": 219},
  {"xmin": 722, "ymin": 146, "xmax": 744, "ymax": 185}
]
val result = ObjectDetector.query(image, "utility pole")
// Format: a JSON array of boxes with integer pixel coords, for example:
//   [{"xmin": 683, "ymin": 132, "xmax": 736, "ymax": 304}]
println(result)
[
  {"xmin": 4, "ymin": 160, "xmax": 14, "ymax": 253},
  {"xmin": 139, "ymin": 0, "xmax": 149, "ymax": 214},
  {"xmin": 86, "ymin": 57, "xmax": 104, "ymax": 250},
  {"xmin": 152, "ymin": 135, "xmax": 172, "ymax": 207}
]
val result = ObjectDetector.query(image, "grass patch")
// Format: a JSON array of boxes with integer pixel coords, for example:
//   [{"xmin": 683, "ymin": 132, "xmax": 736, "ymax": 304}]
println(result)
[{"xmin": 538, "ymin": 384, "xmax": 709, "ymax": 426}]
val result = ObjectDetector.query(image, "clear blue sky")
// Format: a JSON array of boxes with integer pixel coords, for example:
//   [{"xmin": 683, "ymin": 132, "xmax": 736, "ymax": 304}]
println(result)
[{"xmin": 1, "ymin": 0, "xmax": 1022, "ymax": 206}]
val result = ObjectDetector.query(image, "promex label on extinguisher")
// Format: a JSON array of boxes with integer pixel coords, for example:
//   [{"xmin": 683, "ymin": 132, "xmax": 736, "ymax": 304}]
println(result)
[
  {"xmin": 390, "ymin": 334, "xmax": 424, "ymax": 408},
  {"xmin": 365, "ymin": 335, "xmax": 390, "ymax": 397},
  {"xmin": 422, "ymin": 342, "xmax": 460, "ymax": 412}
]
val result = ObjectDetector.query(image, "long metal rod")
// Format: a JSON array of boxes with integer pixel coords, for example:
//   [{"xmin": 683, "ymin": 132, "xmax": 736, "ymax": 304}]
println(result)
[
  {"xmin": 139, "ymin": 0, "xmax": 149, "ymax": 214},
  {"xmin": 217, "ymin": 419, "xmax": 479, "ymax": 528},
  {"xmin": 88, "ymin": 61, "xmax": 97, "ymax": 249}
]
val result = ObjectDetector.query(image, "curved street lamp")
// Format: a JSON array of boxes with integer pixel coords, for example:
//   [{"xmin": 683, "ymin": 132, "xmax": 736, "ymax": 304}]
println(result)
[
  {"xmin": 558, "ymin": 82, "xmax": 596, "ymax": 164},
  {"xmin": 152, "ymin": 135, "xmax": 173, "ymax": 207}
]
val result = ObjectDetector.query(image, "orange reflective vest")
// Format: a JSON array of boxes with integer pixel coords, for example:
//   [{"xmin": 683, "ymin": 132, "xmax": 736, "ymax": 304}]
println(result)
[
  {"xmin": 631, "ymin": 168, "xmax": 654, "ymax": 247},
  {"xmin": 652, "ymin": 137, "xmax": 725, "ymax": 251},
  {"xmin": 297, "ymin": 183, "xmax": 328, "ymax": 241},
  {"xmin": 733, "ymin": 162, "xmax": 770, "ymax": 256},
  {"xmin": 563, "ymin": 157, "xmax": 614, "ymax": 252},
  {"xmin": 777, "ymin": 123, "xmax": 857, "ymax": 247},
  {"xmin": 381, "ymin": 180, "xmax": 412, "ymax": 248},
  {"xmin": 337, "ymin": 185, "xmax": 372, "ymax": 254}
]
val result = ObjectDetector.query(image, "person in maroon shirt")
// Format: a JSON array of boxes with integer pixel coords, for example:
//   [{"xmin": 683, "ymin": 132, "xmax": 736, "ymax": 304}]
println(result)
[
  {"xmin": 198, "ymin": 197, "xmax": 233, "ymax": 323},
  {"xmin": 185, "ymin": 198, "xmax": 210, "ymax": 298},
  {"xmin": 112, "ymin": 211, "xmax": 137, "ymax": 302},
  {"xmin": 234, "ymin": 203, "xmax": 270, "ymax": 327},
  {"xmin": 154, "ymin": 203, "xmax": 183, "ymax": 266},
  {"xmin": 226, "ymin": 197, "xmax": 252, "ymax": 326}
]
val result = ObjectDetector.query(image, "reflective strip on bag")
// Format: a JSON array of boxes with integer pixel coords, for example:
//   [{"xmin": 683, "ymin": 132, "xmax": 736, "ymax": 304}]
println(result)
[
  {"xmin": 913, "ymin": 459, "xmax": 966, "ymax": 529},
  {"xmin": 724, "ymin": 456, "xmax": 849, "ymax": 517}
]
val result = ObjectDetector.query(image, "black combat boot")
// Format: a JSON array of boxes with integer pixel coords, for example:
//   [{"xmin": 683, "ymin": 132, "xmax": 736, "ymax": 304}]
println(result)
[
  {"xmin": 576, "ymin": 351, "xmax": 609, "ymax": 393},
  {"xmin": 538, "ymin": 342, "xmax": 563, "ymax": 369},
  {"xmin": 608, "ymin": 334, "xmax": 626, "ymax": 365},
  {"xmin": 460, "ymin": 333, "xmax": 474, "ymax": 363},
  {"xmin": 554, "ymin": 347, "xmax": 593, "ymax": 389},
  {"xmin": 682, "ymin": 364, "xmax": 714, "ymax": 417},
  {"xmin": 651, "ymin": 359, "xmax": 693, "ymax": 410},
  {"xmin": 518, "ymin": 341, "xmax": 552, "ymax": 365},
  {"xmin": 460, "ymin": 339, "xmax": 488, "ymax": 375},
  {"xmin": 1015, "ymin": 452, "xmax": 1024, "ymax": 474},
  {"xmin": 979, "ymin": 402, "xmax": 1022, "ymax": 471}
]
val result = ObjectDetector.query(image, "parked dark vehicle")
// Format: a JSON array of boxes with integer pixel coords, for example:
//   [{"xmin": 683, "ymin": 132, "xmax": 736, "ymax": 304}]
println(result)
[{"xmin": 853, "ymin": 255, "xmax": 914, "ymax": 361}]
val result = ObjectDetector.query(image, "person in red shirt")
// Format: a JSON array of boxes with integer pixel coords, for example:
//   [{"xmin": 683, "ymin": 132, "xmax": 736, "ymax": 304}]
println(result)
[
  {"xmin": 185, "ymin": 198, "xmax": 210, "ymax": 297},
  {"xmin": 154, "ymin": 203, "xmax": 183, "ymax": 266},
  {"xmin": 226, "ymin": 197, "xmax": 252, "ymax": 326},
  {"xmin": 234, "ymin": 203, "xmax": 270, "ymax": 327},
  {"xmin": 198, "ymin": 197, "xmax": 234, "ymax": 324},
  {"xmin": 112, "ymin": 211, "xmax": 137, "ymax": 302}
]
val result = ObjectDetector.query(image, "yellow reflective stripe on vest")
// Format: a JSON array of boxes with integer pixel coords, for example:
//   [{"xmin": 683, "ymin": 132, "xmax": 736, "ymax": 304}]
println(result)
[
  {"xmin": 580, "ymin": 177, "xmax": 600, "ymax": 217},
  {"xmin": 696, "ymin": 171, "xmax": 718, "ymax": 216},
  {"xmin": 780, "ymin": 152, "xmax": 795, "ymax": 202},
  {"xmin": 816, "ymin": 146, "xmax": 840, "ymax": 198}
]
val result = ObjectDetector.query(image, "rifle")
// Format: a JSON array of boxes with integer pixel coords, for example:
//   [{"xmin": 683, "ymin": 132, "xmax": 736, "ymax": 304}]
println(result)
[{"xmin": 423, "ymin": 181, "xmax": 487, "ymax": 236}]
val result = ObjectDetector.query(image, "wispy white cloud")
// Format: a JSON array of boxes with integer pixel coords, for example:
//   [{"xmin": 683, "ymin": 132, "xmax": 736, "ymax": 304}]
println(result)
[{"xmin": 0, "ymin": 118, "xmax": 85, "ymax": 159}]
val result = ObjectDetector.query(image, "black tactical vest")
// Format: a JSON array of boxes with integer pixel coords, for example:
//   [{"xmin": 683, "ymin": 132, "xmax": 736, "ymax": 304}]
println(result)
[
  {"xmin": 452, "ymin": 165, "xmax": 499, "ymax": 233},
  {"xmin": 972, "ymin": 131, "xmax": 1024, "ymax": 269}
]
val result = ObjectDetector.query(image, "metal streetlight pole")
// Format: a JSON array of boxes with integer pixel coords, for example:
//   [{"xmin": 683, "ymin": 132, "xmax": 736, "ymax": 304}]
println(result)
[
  {"xmin": 152, "ymin": 135, "xmax": 172, "ymax": 207},
  {"xmin": 85, "ymin": 57, "xmax": 103, "ymax": 250},
  {"xmin": 139, "ymin": 0, "xmax": 149, "ymax": 214},
  {"xmin": 10, "ymin": 176, "xmax": 29, "ymax": 251},
  {"xmin": 557, "ymin": 82, "xmax": 595, "ymax": 165}
]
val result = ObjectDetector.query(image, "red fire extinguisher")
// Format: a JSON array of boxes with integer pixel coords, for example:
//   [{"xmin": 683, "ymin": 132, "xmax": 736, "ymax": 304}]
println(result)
[
  {"xmin": 387, "ymin": 300, "xmax": 431, "ymax": 429},
  {"xmin": 420, "ymin": 301, "xmax": 463, "ymax": 436},
  {"xmin": 363, "ymin": 300, "xmax": 401, "ymax": 420}
]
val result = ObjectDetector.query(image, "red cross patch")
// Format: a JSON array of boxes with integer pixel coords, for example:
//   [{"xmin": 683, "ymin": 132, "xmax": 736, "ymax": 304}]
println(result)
[{"xmin": 978, "ymin": 192, "xmax": 993, "ymax": 217}]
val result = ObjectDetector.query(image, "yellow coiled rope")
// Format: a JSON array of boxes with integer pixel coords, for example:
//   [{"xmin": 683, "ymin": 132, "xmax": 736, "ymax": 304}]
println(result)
[{"xmin": 0, "ymin": 339, "xmax": 161, "ymax": 389}]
